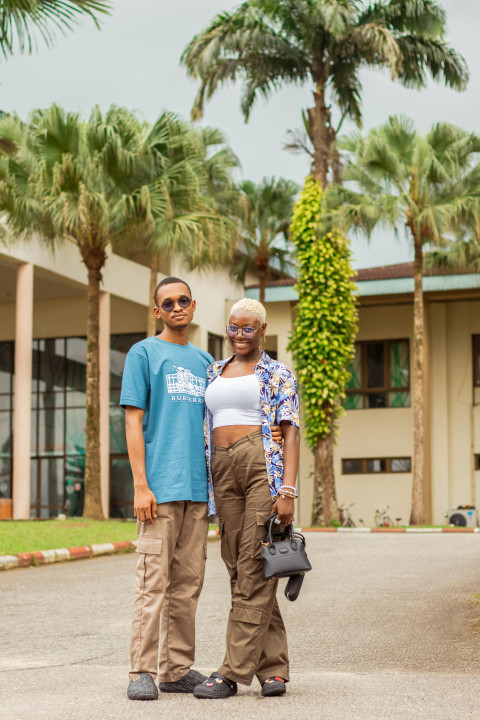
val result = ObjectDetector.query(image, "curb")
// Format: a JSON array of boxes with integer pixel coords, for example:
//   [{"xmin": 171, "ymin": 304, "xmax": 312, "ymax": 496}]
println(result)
[
  {"xmin": 0, "ymin": 528, "xmax": 220, "ymax": 572},
  {"xmin": 301, "ymin": 527, "xmax": 480, "ymax": 533},
  {"xmin": 2, "ymin": 526, "xmax": 475, "ymax": 571}
]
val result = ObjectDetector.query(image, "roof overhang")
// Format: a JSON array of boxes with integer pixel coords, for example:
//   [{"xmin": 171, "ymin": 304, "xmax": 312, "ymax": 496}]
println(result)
[{"xmin": 245, "ymin": 272, "xmax": 480, "ymax": 303}]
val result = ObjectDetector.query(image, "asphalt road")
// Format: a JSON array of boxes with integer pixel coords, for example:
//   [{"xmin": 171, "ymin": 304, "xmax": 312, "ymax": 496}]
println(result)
[{"xmin": 1, "ymin": 534, "xmax": 480, "ymax": 720}]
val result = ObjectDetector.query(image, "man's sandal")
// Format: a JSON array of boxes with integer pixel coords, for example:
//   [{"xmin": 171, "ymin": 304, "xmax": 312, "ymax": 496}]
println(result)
[
  {"xmin": 127, "ymin": 673, "xmax": 158, "ymax": 701},
  {"xmin": 159, "ymin": 669, "xmax": 207, "ymax": 693}
]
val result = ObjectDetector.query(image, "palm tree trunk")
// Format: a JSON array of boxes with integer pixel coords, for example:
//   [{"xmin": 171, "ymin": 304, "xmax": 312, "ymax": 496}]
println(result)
[
  {"xmin": 308, "ymin": 84, "xmax": 332, "ymax": 189},
  {"xmin": 147, "ymin": 252, "xmax": 159, "ymax": 337},
  {"xmin": 258, "ymin": 266, "xmax": 267, "ymax": 306},
  {"xmin": 312, "ymin": 412, "xmax": 338, "ymax": 525},
  {"xmin": 410, "ymin": 234, "xmax": 426, "ymax": 525},
  {"xmin": 306, "ymin": 99, "xmax": 338, "ymax": 525},
  {"xmin": 82, "ymin": 253, "xmax": 105, "ymax": 520}
]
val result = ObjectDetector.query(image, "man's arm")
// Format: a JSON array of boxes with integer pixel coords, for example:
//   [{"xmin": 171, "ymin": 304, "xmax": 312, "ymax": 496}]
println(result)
[{"xmin": 125, "ymin": 406, "xmax": 157, "ymax": 524}]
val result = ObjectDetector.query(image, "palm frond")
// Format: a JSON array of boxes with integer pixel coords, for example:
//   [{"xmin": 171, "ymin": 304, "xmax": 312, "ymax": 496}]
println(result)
[{"xmin": 0, "ymin": 0, "xmax": 111, "ymax": 58}]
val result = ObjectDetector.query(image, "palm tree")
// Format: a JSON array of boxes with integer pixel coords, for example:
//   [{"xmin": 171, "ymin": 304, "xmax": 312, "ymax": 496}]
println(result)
[
  {"xmin": 230, "ymin": 177, "xmax": 298, "ymax": 304},
  {"xmin": 124, "ymin": 117, "xmax": 240, "ymax": 338},
  {"xmin": 0, "ymin": 1, "xmax": 110, "ymax": 59},
  {"xmin": 328, "ymin": 116, "xmax": 480, "ymax": 524},
  {"xmin": 0, "ymin": 104, "xmax": 151, "ymax": 519},
  {"xmin": 426, "ymin": 196, "xmax": 480, "ymax": 272},
  {"xmin": 181, "ymin": 0, "xmax": 468, "ymax": 188}
]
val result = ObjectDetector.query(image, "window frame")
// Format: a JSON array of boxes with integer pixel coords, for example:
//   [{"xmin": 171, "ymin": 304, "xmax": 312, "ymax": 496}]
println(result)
[
  {"xmin": 345, "ymin": 338, "xmax": 411, "ymax": 410},
  {"xmin": 342, "ymin": 457, "xmax": 412, "ymax": 475}
]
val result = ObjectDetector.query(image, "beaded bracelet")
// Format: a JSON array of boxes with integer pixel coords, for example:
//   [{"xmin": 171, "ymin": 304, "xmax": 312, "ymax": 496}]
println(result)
[{"xmin": 279, "ymin": 485, "xmax": 298, "ymax": 499}]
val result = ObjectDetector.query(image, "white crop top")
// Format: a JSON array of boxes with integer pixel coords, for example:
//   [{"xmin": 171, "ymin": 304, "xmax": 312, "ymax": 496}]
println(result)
[{"xmin": 204, "ymin": 374, "xmax": 262, "ymax": 429}]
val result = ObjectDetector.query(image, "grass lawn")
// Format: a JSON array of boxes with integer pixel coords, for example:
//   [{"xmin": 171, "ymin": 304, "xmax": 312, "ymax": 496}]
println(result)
[{"xmin": 0, "ymin": 519, "xmax": 137, "ymax": 556}]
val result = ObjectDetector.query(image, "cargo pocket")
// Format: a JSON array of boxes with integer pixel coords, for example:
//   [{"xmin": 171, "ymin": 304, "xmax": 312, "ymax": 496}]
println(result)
[
  {"xmin": 251, "ymin": 512, "xmax": 268, "ymax": 559},
  {"xmin": 219, "ymin": 519, "xmax": 236, "ymax": 571},
  {"xmin": 231, "ymin": 605, "xmax": 263, "ymax": 625},
  {"xmin": 136, "ymin": 536, "xmax": 164, "ymax": 592},
  {"xmin": 136, "ymin": 536, "xmax": 163, "ymax": 555}
]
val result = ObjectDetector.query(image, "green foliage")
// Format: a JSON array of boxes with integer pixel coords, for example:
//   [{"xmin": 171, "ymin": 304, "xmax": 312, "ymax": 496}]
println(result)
[
  {"xmin": 182, "ymin": 0, "xmax": 468, "ymax": 124},
  {"xmin": 287, "ymin": 177, "xmax": 358, "ymax": 448},
  {"xmin": 230, "ymin": 176, "xmax": 298, "ymax": 289},
  {"xmin": 328, "ymin": 116, "xmax": 480, "ymax": 247},
  {"xmin": 0, "ymin": 1, "xmax": 111, "ymax": 59}
]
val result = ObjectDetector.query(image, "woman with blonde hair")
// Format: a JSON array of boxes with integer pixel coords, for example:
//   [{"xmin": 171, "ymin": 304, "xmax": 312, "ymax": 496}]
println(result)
[{"xmin": 194, "ymin": 298, "xmax": 300, "ymax": 699}]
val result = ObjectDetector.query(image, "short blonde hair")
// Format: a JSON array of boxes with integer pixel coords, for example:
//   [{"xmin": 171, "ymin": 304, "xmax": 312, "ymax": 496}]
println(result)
[{"xmin": 229, "ymin": 297, "xmax": 266, "ymax": 325}]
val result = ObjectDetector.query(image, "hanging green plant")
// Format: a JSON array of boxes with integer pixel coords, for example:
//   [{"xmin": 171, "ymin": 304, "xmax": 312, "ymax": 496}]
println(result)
[{"xmin": 287, "ymin": 177, "xmax": 358, "ymax": 523}]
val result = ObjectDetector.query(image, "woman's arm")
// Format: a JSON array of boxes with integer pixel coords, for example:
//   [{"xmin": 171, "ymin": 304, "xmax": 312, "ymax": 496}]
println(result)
[{"xmin": 272, "ymin": 421, "xmax": 300, "ymax": 525}]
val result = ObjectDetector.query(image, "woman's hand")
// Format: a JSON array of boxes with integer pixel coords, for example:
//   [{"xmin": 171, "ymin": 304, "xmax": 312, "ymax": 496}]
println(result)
[
  {"xmin": 271, "ymin": 424, "xmax": 283, "ymax": 445},
  {"xmin": 272, "ymin": 495, "xmax": 295, "ymax": 526}
]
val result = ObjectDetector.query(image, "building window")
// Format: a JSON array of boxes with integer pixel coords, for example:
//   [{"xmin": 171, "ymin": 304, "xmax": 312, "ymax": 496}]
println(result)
[
  {"xmin": 342, "ymin": 457, "xmax": 412, "ymax": 474},
  {"xmin": 109, "ymin": 333, "xmax": 144, "ymax": 519},
  {"xmin": 30, "ymin": 337, "xmax": 89, "ymax": 518},
  {"xmin": 475, "ymin": 454, "xmax": 480, "ymax": 471},
  {"xmin": 28, "ymin": 333, "xmax": 145, "ymax": 519},
  {"xmin": 208, "ymin": 332, "xmax": 223, "ymax": 361},
  {"xmin": 473, "ymin": 336, "xmax": 480, "ymax": 405},
  {"xmin": 344, "ymin": 339, "xmax": 410, "ymax": 410},
  {"xmin": 0, "ymin": 341, "xmax": 14, "ymax": 500}
]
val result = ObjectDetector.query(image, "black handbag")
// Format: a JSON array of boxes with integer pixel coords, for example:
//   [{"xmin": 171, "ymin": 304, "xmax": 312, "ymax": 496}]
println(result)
[{"xmin": 261, "ymin": 514, "xmax": 312, "ymax": 601}]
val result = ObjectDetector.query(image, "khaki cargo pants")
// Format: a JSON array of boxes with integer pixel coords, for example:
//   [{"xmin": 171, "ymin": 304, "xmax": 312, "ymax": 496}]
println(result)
[
  {"xmin": 212, "ymin": 430, "xmax": 289, "ymax": 685},
  {"xmin": 129, "ymin": 500, "xmax": 208, "ymax": 682}
]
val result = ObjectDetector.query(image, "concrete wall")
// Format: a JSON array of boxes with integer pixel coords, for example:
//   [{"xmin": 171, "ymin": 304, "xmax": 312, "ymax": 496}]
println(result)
[
  {"xmin": 434, "ymin": 300, "xmax": 480, "ymax": 519},
  {"xmin": 335, "ymin": 298, "xmax": 480, "ymax": 526},
  {"xmin": 335, "ymin": 303, "xmax": 414, "ymax": 526}
]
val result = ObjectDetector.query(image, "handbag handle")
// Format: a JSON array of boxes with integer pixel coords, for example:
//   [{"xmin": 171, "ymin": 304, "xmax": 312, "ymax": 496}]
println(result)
[{"xmin": 264, "ymin": 513, "xmax": 300, "ymax": 548}]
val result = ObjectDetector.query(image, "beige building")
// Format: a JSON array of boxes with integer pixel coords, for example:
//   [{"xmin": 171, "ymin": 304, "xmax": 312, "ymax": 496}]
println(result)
[
  {"xmin": 247, "ymin": 263, "xmax": 480, "ymax": 527},
  {"xmin": 2, "ymin": 238, "xmax": 480, "ymax": 527},
  {"xmin": 0, "ymin": 238, "xmax": 244, "ymax": 521}
]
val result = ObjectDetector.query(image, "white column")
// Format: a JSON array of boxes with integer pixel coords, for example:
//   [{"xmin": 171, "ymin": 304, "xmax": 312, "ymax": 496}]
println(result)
[
  {"xmin": 99, "ymin": 291, "xmax": 111, "ymax": 518},
  {"xmin": 430, "ymin": 303, "xmax": 449, "ymax": 522},
  {"xmin": 12, "ymin": 263, "xmax": 34, "ymax": 519}
]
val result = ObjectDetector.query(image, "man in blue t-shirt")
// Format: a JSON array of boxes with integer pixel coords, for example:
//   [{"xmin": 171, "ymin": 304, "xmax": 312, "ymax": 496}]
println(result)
[{"xmin": 121, "ymin": 276, "xmax": 213, "ymax": 701}]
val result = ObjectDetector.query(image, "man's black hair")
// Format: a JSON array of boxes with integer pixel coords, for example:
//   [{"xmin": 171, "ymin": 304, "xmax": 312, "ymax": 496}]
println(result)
[{"xmin": 154, "ymin": 276, "xmax": 192, "ymax": 307}]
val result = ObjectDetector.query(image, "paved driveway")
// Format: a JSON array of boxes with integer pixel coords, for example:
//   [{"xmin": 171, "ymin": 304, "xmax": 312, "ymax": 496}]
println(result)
[{"xmin": 1, "ymin": 534, "xmax": 480, "ymax": 720}]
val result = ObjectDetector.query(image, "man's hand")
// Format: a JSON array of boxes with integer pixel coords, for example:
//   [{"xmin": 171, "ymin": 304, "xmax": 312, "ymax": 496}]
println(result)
[
  {"xmin": 272, "ymin": 495, "xmax": 295, "ymax": 526},
  {"xmin": 271, "ymin": 424, "xmax": 283, "ymax": 445},
  {"xmin": 134, "ymin": 486, "xmax": 158, "ymax": 525}
]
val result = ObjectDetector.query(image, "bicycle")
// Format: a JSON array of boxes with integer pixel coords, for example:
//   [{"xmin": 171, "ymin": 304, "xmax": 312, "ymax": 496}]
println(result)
[
  {"xmin": 374, "ymin": 505, "xmax": 402, "ymax": 528},
  {"xmin": 338, "ymin": 503, "xmax": 357, "ymax": 528}
]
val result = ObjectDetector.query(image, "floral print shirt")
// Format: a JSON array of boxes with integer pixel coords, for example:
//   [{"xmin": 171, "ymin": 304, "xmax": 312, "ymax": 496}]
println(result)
[{"xmin": 204, "ymin": 351, "xmax": 300, "ymax": 516}]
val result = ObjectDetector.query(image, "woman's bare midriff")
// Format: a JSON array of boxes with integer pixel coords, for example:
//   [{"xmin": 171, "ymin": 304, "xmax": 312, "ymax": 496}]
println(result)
[{"xmin": 213, "ymin": 425, "xmax": 262, "ymax": 448}]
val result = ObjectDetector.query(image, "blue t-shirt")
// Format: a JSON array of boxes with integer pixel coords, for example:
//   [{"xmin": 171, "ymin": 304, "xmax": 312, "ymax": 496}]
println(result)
[{"xmin": 120, "ymin": 337, "xmax": 213, "ymax": 504}]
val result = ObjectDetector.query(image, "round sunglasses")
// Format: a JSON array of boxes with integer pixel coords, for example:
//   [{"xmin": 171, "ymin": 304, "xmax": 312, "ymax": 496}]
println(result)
[
  {"xmin": 226, "ymin": 324, "xmax": 257, "ymax": 339},
  {"xmin": 160, "ymin": 296, "xmax": 192, "ymax": 312}
]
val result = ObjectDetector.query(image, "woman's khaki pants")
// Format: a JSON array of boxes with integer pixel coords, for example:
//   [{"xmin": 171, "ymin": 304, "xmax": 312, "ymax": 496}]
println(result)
[
  {"xmin": 212, "ymin": 430, "xmax": 289, "ymax": 685},
  {"xmin": 129, "ymin": 500, "xmax": 208, "ymax": 682}
]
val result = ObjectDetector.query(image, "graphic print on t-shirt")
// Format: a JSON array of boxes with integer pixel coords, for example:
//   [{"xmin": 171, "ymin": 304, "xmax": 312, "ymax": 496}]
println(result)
[{"xmin": 166, "ymin": 365, "xmax": 206, "ymax": 403}]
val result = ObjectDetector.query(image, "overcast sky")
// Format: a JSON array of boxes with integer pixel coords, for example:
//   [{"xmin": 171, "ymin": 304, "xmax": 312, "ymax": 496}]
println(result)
[{"xmin": 3, "ymin": 0, "xmax": 480, "ymax": 268}]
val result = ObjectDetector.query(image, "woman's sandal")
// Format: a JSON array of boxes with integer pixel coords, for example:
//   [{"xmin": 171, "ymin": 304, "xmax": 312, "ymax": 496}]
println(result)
[
  {"xmin": 193, "ymin": 672, "xmax": 237, "ymax": 699},
  {"xmin": 261, "ymin": 676, "xmax": 287, "ymax": 697}
]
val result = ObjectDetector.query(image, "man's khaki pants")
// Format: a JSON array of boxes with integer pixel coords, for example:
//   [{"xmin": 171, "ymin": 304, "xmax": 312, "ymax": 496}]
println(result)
[
  {"xmin": 129, "ymin": 500, "xmax": 208, "ymax": 682},
  {"xmin": 212, "ymin": 430, "xmax": 289, "ymax": 686}
]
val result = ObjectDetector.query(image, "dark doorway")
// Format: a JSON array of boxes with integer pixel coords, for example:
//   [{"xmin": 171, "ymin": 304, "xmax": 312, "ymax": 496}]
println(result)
[{"xmin": 110, "ymin": 454, "xmax": 134, "ymax": 519}]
